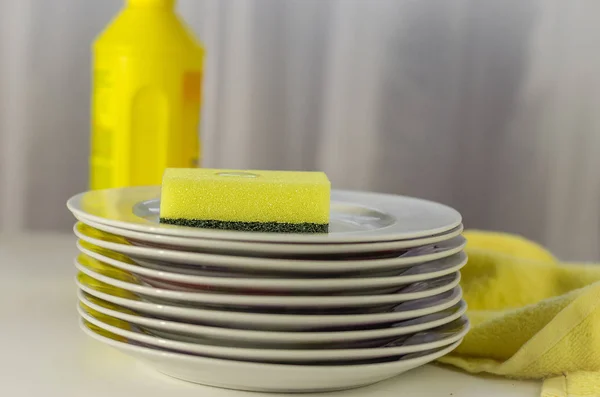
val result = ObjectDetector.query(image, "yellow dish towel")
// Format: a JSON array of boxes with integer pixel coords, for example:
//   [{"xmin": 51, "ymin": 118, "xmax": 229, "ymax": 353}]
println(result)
[{"xmin": 439, "ymin": 230, "xmax": 600, "ymax": 397}]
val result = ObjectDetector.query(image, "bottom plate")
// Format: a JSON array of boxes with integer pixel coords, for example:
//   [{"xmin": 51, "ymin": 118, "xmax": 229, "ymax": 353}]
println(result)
[{"xmin": 80, "ymin": 319, "xmax": 462, "ymax": 393}]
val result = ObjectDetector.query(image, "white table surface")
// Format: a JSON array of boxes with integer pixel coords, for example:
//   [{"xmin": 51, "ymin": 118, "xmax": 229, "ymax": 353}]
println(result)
[{"xmin": 0, "ymin": 234, "xmax": 541, "ymax": 397}]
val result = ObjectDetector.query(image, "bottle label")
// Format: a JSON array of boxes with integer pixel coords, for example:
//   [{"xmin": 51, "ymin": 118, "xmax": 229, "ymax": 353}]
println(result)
[
  {"xmin": 183, "ymin": 71, "xmax": 202, "ymax": 103},
  {"xmin": 182, "ymin": 71, "xmax": 202, "ymax": 167}
]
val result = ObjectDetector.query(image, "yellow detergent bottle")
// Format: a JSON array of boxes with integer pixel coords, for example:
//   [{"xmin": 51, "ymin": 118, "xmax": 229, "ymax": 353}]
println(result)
[{"xmin": 90, "ymin": 0, "xmax": 204, "ymax": 189}]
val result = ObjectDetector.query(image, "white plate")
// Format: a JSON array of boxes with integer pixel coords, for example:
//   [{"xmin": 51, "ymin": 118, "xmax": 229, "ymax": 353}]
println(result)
[
  {"xmin": 77, "ymin": 241, "xmax": 464, "ymax": 294},
  {"xmin": 76, "ymin": 275, "xmax": 463, "ymax": 331},
  {"xmin": 78, "ymin": 306, "xmax": 469, "ymax": 363},
  {"xmin": 78, "ymin": 290, "xmax": 468, "ymax": 347},
  {"xmin": 77, "ymin": 215, "xmax": 464, "ymax": 257},
  {"xmin": 80, "ymin": 319, "xmax": 462, "ymax": 393},
  {"xmin": 67, "ymin": 186, "xmax": 462, "ymax": 243},
  {"xmin": 74, "ymin": 223, "xmax": 467, "ymax": 274},
  {"xmin": 75, "ymin": 255, "xmax": 466, "ymax": 309}
]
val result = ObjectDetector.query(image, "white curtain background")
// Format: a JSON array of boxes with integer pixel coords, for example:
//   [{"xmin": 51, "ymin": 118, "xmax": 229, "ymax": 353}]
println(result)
[{"xmin": 1, "ymin": 0, "xmax": 600, "ymax": 260}]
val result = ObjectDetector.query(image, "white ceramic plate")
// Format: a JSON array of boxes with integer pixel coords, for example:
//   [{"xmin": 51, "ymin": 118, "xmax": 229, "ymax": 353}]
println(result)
[
  {"xmin": 75, "ymin": 255, "xmax": 466, "ymax": 308},
  {"xmin": 78, "ymin": 290, "xmax": 468, "ymax": 347},
  {"xmin": 74, "ymin": 223, "xmax": 467, "ymax": 274},
  {"xmin": 80, "ymin": 318, "xmax": 462, "ymax": 393},
  {"xmin": 76, "ymin": 215, "xmax": 464, "ymax": 256},
  {"xmin": 79, "ymin": 306, "xmax": 469, "ymax": 363},
  {"xmin": 67, "ymin": 186, "xmax": 462, "ymax": 243},
  {"xmin": 77, "ymin": 241, "xmax": 463, "ymax": 294},
  {"xmin": 76, "ymin": 274, "xmax": 463, "ymax": 330}
]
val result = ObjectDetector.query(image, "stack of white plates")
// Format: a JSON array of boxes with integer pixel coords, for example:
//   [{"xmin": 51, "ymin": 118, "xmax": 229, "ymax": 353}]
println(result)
[{"xmin": 67, "ymin": 186, "xmax": 469, "ymax": 393}]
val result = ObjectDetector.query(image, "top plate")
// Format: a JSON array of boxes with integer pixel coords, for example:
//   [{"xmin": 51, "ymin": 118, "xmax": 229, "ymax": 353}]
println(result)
[{"xmin": 67, "ymin": 186, "xmax": 462, "ymax": 243}]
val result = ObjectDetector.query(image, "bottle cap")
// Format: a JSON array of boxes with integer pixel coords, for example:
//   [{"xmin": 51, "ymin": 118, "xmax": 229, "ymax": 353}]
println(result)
[{"xmin": 126, "ymin": 0, "xmax": 176, "ymax": 8}]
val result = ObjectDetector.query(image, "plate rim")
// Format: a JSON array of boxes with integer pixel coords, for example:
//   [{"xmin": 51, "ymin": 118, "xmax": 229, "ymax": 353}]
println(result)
[
  {"xmin": 67, "ymin": 187, "xmax": 462, "ymax": 243},
  {"xmin": 74, "ymin": 223, "xmax": 467, "ymax": 273},
  {"xmin": 75, "ymin": 255, "xmax": 466, "ymax": 307},
  {"xmin": 77, "ymin": 240, "xmax": 464, "ymax": 292},
  {"xmin": 76, "ymin": 214, "xmax": 464, "ymax": 255},
  {"xmin": 79, "ymin": 317, "xmax": 462, "ymax": 372},
  {"xmin": 76, "ymin": 277, "xmax": 463, "ymax": 329},
  {"xmin": 79, "ymin": 305, "xmax": 470, "ymax": 362},
  {"xmin": 77, "ymin": 289, "xmax": 468, "ymax": 344}
]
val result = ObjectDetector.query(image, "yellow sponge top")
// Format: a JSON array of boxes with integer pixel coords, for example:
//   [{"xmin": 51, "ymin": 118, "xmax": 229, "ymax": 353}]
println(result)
[{"xmin": 159, "ymin": 168, "xmax": 330, "ymax": 228}]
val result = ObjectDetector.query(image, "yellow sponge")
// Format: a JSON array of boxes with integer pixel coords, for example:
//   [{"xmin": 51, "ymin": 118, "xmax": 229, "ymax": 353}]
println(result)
[{"xmin": 159, "ymin": 168, "xmax": 330, "ymax": 233}]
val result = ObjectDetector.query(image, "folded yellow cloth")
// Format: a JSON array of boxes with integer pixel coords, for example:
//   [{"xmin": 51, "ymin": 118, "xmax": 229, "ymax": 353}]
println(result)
[{"xmin": 438, "ymin": 230, "xmax": 600, "ymax": 397}]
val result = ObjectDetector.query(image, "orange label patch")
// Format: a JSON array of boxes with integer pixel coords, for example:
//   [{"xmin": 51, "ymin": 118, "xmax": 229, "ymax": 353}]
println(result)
[{"xmin": 183, "ymin": 71, "xmax": 202, "ymax": 102}]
